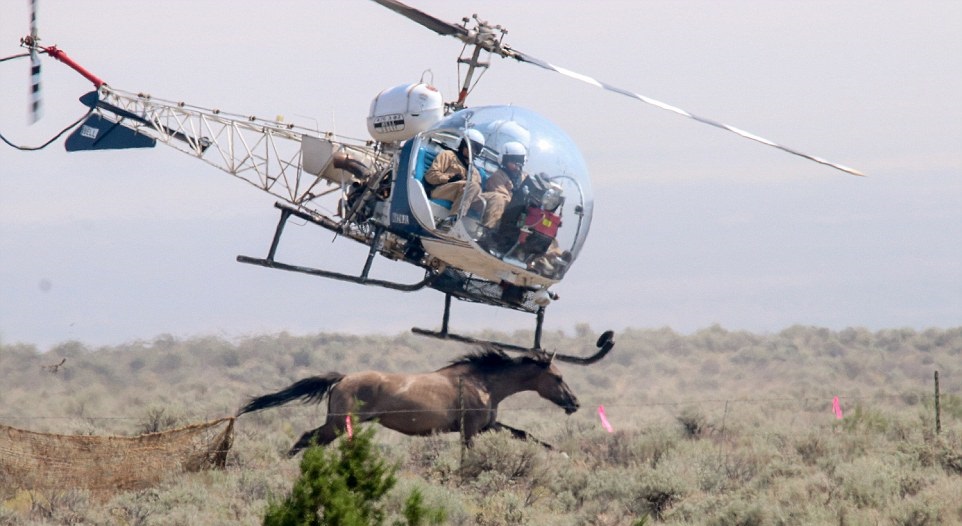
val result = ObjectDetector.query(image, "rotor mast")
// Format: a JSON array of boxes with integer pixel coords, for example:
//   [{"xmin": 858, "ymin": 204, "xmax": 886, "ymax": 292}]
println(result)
[{"xmin": 452, "ymin": 15, "xmax": 507, "ymax": 111}]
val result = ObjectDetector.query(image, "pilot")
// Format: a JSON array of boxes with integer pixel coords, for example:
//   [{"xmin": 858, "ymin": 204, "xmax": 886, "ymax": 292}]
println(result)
[
  {"xmin": 481, "ymin": 143, "xmax": 571, "ymax": 276},
  {"xmin": 424, "ymin": 128, "xmax": 485, "ymax": 228},
  {"xmin": 481, "ymin": 141, "xmax": 527, "ymax": 230}
]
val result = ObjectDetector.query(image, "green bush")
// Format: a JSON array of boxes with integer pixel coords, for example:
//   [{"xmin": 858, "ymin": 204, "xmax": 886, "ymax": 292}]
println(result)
[{"xmin": 263, "ymin": 425, "xmax": 444, "ymax": 526}]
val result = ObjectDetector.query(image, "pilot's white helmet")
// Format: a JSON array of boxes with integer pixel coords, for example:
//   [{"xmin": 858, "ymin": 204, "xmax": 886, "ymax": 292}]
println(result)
[
  {"xmin": 463, "ymin": 128, "xmax": 486, "ymax": 153},
  {"xmin": 501, "ymin": 141, "xmax": 527, "ymax": 166}
]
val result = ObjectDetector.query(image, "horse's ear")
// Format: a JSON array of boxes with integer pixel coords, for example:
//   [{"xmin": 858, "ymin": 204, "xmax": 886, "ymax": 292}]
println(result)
[{"xmin": 528, "ymin": 349, "xmax": 553, "ymax": 366}]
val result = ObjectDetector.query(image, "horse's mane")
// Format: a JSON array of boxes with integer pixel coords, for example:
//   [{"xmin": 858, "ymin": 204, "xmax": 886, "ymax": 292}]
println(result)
[{"xmin": 445, "ymin": 347, "xmax": 549, "ymax": 373}]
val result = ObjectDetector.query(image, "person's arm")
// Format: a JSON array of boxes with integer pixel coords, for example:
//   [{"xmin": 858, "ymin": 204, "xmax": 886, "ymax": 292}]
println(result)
[{"xmin": 425, "ymin": 151, "xmax": 459, "ymax": 185}]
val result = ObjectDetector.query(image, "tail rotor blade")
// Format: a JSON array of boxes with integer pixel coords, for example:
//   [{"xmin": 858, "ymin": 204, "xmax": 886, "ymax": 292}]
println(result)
[
  {"xmin": 28, "ymin": 0, "xmax": 42, "ymax": 124},
  {"xmin": 29, "ymin": 50, "xmax": 42, "ymax": 124}
]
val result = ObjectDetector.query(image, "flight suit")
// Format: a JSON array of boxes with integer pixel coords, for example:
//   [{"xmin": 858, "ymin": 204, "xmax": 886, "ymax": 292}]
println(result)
[
  {"xmin": 481, "ymin": 168, "xmax": 526, "ymax": 229},
  {"xmin": 424, "ymin": 150, "xmax": 481, "ymax": 217}
]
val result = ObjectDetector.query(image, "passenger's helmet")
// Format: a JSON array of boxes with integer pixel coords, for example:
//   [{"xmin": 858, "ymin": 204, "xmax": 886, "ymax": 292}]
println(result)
[{"xmin": 501, "ymin": 141, "xmax": 527, "ymax": 167}]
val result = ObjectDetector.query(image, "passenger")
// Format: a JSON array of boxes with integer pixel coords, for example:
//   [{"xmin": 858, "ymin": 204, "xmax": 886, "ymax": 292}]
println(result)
[
  {"xmin": 492, "ymin": 163, "xmax": 571, "ymax": 276},
  {"xmin": 481, "ymin": 141, "xmax": 527, "ymax": 230},
  {"xmin": 424, "ymin": 128, "xmax": 485, "ymax": 228}
]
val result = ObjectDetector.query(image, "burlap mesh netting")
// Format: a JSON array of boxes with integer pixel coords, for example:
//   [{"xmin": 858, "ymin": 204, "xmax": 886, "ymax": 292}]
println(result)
[{"xmin": 0, "ymin": 417, "xmax": 233, "ymax": 499}]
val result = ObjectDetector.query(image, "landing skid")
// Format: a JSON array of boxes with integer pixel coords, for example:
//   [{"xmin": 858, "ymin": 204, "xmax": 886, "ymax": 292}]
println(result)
[
  {"xmin": 236, "ymin": 255, "xmax": 436, "ymax": 291},
  {"xmin": 413, "ymin": 293, "xmax": 616, "ymax": 364},
  {"xmin": 236, "ymin": 201, "xmax": 436, "ymax": 292}
]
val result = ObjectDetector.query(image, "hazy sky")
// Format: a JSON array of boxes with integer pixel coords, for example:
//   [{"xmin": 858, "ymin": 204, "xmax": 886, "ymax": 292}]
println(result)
[{"xmin": 1, "ymin": 1, "xmax": 960, "ymax": 350}]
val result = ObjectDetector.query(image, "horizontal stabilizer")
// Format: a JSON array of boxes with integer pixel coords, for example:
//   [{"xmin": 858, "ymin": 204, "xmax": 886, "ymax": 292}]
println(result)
[{"xmin": 65, "ymin": 114, "xmax": 156, "ymax": 151}]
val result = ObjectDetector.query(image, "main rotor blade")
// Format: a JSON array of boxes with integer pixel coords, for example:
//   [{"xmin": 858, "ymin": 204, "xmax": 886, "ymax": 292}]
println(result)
[
  {"xmin": 509, "ymin": 50, "xmax": 864, "ymax": 177},
  {"xmin": 371, "ymin": 0, "xmax": 863, "ymax": 177},
  {"xmin": 371, "ymin": 0, "xmax": 468, "ymax": 38}
]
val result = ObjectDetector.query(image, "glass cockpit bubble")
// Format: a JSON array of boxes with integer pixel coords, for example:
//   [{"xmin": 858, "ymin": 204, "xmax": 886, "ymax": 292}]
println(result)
[{"xmin": 428, "ymin": 105, "xmax": 594, "ymax": 279}]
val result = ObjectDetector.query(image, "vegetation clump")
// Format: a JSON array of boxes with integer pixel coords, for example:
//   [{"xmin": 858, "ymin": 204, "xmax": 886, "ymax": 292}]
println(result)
[{"xmin": 263, "ymin": 425, "xmax": 444, "ymax": 526}]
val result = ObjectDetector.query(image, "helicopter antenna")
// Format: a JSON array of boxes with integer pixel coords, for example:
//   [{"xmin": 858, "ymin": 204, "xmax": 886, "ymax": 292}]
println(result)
[
  {"xmin": 420, "ymin": 69, "xmax": 434, "ymax": 85},
  {"xmin": 371, "ymin": 0, "xmax": 864, "ymax": 177}
]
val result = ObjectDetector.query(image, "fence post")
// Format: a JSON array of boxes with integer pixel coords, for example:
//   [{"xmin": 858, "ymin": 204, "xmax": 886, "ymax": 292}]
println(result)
[
  {"xmin": 459, "ymin": 376, "xmax": 465, "ymax": 483},
  {"xmin": 934, "ymin": 370, "xmax": 941, "ymax": 435},
  {"xmin": 720, "ymin": 400, "xmax": 730, "ymax": 434}
]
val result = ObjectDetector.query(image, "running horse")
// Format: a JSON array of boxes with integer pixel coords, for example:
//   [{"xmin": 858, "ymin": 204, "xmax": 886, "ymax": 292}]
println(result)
[{"xmin": 237, "ymin": 332, "xmax": 614, "ymax": 455}]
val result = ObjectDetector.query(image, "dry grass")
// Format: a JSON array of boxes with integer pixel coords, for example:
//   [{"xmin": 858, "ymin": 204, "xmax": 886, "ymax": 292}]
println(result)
[{"xmin": 1, "ymin": 326, "xmax": 961, "ymax": 524}]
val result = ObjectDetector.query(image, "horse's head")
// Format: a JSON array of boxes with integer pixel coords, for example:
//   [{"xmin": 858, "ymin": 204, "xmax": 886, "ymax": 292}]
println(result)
[
  {"xmin": 530, "ymin": 353, "xmax": 580, "ymax": 414},
  {"xmin": 451, "ymin": 347, "xmax": 581, "ymax": 414}
]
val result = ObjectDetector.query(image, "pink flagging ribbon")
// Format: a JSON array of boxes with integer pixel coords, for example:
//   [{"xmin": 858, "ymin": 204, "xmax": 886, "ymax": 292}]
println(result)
[
  {"xmin": 345, "ymin": 414, "xmax": 354, "ymax": 438},
  {"xmin": 832, "ymin": 396, "xmax": 843, "ymax": 420},
  {"xmin": 598, "ymin": 405, "xmax": 614, "ymax": 433}
]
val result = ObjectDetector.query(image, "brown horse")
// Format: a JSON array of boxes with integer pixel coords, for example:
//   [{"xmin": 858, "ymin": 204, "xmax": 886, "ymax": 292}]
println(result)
[{"xmin": 237, "ymin": 348, "xmax": 581, "ymax": 455}]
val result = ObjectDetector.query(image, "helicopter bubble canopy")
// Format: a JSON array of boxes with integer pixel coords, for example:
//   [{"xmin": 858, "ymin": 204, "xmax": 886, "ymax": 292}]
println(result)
[{"xmin": 425, "ymin": 105, "xmax": 593, "ymax": 279}]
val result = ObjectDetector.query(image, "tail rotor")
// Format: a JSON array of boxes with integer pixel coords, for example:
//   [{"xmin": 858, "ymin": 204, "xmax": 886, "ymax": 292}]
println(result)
[{"xmin": 4, "ymin": 0, "xmax": 106, "ymax": 150}]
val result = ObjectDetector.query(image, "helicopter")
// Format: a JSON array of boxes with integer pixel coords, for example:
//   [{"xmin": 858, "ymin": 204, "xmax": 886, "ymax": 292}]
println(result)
[{"xmin": 3, "ymin": 1, "xmax": 862, "ymax": 356}]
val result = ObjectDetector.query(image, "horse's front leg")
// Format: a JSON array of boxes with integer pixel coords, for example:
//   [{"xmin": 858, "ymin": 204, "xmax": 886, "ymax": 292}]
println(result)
[{"xmin": 486, "ymin": 421, "xmax": 555, "ymax": 450}]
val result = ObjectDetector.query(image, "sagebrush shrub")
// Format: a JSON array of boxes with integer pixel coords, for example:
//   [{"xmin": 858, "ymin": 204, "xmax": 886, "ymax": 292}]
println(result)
[{"xmin": 262, "ymin": 425, "xmax": 444, "ymax": 526}]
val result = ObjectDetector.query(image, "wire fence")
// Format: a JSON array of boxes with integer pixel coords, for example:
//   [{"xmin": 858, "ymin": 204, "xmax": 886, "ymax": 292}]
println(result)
[
  {"xmin": 1, "ymin": 388, "xmax": 957, "ymax": 425},
  {"xmin": 2, "ymin": 385, "xmax": 957, "ymax": 496}
]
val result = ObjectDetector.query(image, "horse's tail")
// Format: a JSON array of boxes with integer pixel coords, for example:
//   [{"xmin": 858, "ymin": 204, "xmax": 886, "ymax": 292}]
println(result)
[{"xmin": 237, "ymin": 372, "xmax": 345, "ymax": 416}]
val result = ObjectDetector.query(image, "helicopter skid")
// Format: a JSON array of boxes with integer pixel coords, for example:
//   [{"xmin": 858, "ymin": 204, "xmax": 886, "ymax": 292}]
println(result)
[
  {"xmin": 236, "ymin": 255, "xmax": 436, "ymax": 292},
  {"xmin": 236, "ymin": 202, "xmax": 439, "ymax": 291},
  {"xmin": 413, "ymin": 305, "xmax": 616, "ymax": 364}
]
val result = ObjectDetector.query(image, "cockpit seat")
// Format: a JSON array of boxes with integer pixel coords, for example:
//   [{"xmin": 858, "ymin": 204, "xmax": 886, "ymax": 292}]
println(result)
[
  {"xmin": 413, "ymin": 145, "xmax": 488, "ymax": 219},
  {"xmin": 413, "ymin": 147, "xmax": 453, "ymax": 209}
]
